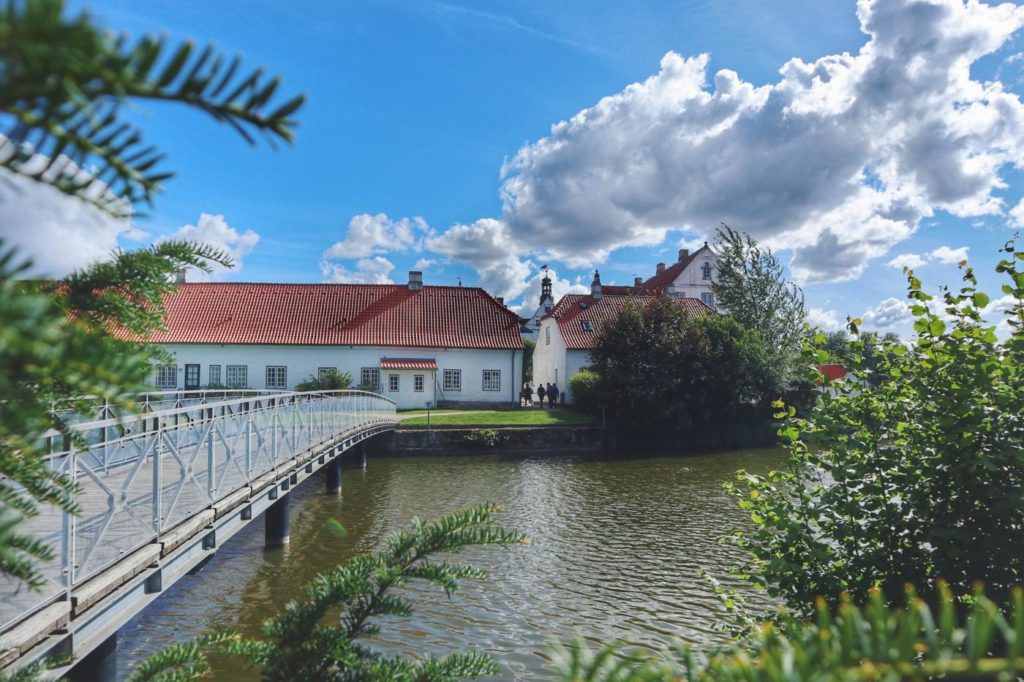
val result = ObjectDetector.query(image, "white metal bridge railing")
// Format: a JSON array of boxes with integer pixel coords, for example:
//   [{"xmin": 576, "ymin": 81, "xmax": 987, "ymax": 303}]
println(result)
[{"xmin": 1, "ymin": 390, "xmax": 397, "ymax": 633}]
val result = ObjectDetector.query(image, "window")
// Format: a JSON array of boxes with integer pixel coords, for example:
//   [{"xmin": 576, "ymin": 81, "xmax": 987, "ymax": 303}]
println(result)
[
  {"xmin": 226, "ymin": 365, "xmax": 247, "ymax": 388},
  {"xmin": 701, "ymin": 262, "xmax": 712, "ymax": 280},
  {"xmin": 701, "ymin": 292, "xmax": 715, "ymax": 308},
  {"xmin": 155, "ymin": 364, "xmax": 177, "ymax": 389},
  {"xmin": 443, "ymin": 369, "xmax": 461, "ymax": 392},
  {"xmin": 581, "ymin": 320, "xmax": 593, "ymax": 332},
  {"xmin": 318, "ymin": 367, "xmax": 337, "ymax": 380},
  {"xmin": 360, "ymin": 367, "xmax": 380, "ymax": 390},
  {"xmin": 545, "ymin": 327, "xmax": 551, "ymax": 345},
  {"xmin": 209, "ymin": 365, "xmax": 221, "ymax": 386},
  {"xmin": 266, "ymin": 366, "xmax": 287, "ymax": 389},
  {"xmin": 482, "ymin": 370, "xmax": 501, "ymax": 392},
  {"xmin": 414, "ymin": 374, "xmax": 424, "ymax": 392},
  {"xmin": 388, "ymin": 374, "xmax": 400, "ymax": 392}
]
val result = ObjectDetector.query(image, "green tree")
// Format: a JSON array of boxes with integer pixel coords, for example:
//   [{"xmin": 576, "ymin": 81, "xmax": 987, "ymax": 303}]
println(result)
[
  {"xmin": 0, "ymin": 0, "xmax": 302, "ymax": 589},
  {"xmin": 711, "ymin": 225, "xmax": 806, "ymax": 355},
  {"xmin": 587, "ymin": 296, "xmax": 780, "ymax": 448},
  {"xmin": 294, "ymin": 369, "xmax": 353, "ymax": 392},
  {"xmin": 523, "ymin": 338, "xmax": 535, "ymax": 384},
  {"xmin": 730, "ymin": 245, "xmax": 1024, "ymax": 612}
]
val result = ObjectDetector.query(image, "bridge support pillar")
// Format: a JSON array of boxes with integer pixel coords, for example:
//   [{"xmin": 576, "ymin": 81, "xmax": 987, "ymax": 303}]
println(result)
[
  {"xmin": 326, "ymin": 457, "xmax": 342, "ymax": 495},
  {"xmin": 265, "ymin": 494, "xmax": 290, "ymax": 548},
  {"xmin": 68, "ymin": 632, "xmax": 117, "ymax": 682}
]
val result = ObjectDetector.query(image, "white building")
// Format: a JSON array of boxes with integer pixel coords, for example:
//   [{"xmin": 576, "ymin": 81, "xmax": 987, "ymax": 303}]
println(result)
[
  {"xmin": 143, "ymin": 272, "xmax": 524, "ymax": 410},
  {"xmin": 641, "ymin": 243, "xmax": 717, "ymax": 307},
  {"xmin": 532, "ymin": 259, "xmax": 715, "ymax": 404}
]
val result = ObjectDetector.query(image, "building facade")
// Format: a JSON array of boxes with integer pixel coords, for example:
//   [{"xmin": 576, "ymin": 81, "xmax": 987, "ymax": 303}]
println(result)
[
  {"xmin": 640, "ymin": 243, "xmax": 717, "ymax": 308},
  {"xmin": 142, "ymin": 272, "xmax": 524, "ymax": 410},
  {"xmin": 520, "ymin": 269, "xmax": 555, "ymax": 342}
]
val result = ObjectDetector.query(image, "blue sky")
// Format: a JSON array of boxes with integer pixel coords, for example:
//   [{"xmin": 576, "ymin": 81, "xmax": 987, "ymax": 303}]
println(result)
[{"xmin": 6, "ymin": 0, "xmax": 1024, "ymax": 336}]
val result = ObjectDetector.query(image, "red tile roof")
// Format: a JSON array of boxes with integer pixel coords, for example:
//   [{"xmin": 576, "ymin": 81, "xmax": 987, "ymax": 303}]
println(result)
[
  {"xmin": 545, "ymin": 292, "xmax": 714, "ymax": 350},
  {"xmin": 639, "ymin": 244, "xmax": 711, "ymax": 293},
  {"xmin": 381, "ymin": 358, "xmax": 438, "ymax": 370},
  {"xmin": 136, "ymin": 283, "xmax": 523, "ymax": 349}
]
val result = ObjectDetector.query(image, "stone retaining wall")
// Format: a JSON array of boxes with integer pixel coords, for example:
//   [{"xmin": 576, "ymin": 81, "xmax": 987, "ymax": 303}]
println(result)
[{"xmin": 371, "ymin": 426, "xmax": 606, "ymax": 454}]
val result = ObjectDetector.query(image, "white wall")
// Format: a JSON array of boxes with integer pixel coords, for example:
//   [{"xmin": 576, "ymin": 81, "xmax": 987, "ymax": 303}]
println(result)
[
  {"xmin": 668, "ymin": 251, "xmax": 716, "ymax": 305},
  {"xmin": 532, "ymin": 317, "xmax": 566, "ymax": 394},
  {"xmin": 153, "ymin": 344, "xmax": 522, "ymax": 410}
]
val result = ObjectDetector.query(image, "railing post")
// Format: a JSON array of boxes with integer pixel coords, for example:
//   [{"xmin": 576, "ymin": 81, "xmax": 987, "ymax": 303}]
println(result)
[
  {"xmin": 64, "ymin": 437, "xmax": 77, "ymax": 590},
  {"xmin": 271, "ymin": 402, "xmax": 278, "ymax": 467},
  {"xmin": 245, "ymin": 407, "xmax": 253, "ymax": 478},
  {"xmin": 207, "ymin": 414, "xmax": 216, "ymax": 500},
  {"xmin": 152, "ymin": 416, "xmax": 162, "ymax": 535}
]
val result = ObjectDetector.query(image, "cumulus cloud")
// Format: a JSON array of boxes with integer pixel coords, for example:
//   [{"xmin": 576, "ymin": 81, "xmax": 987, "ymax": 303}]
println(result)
[
  {"xmin": 497, "ymin": 0, "xmax": 1024, "ymax": 280},
  {"xmin": 320, "ymin": 256, "xmax": 395, "ymax": 284},
  {"xmin": 162, "ymin": 213, "xmax": 261, "ymax": 280},
  {"xmin": 808, "ymin": 307, "xmax": 843, "ymax": 331},
  {"xmin": 862, "ymin": 297, "xmax": 912, "ymax": 328},
  {"xmin": 1010, "ymin": 197, "xmax": 1024, "ymax": 226},
  {"xmin": 324, "ymin": 213, "xmax": 428, "ymax": 259},
  {"xmin": 888, "ymin": 253, "xmax": 928, "ymax": 269},
  {"xmin": 930, "ymin": 245, "xmax": 969, "ymax": 264},
  {"xmin": 0, "ymin": 169, "xmax": 134, "ymax": 277},
  {"xmin": 425, "ymin": 218, "xmax": 534, "ymax": 300}
]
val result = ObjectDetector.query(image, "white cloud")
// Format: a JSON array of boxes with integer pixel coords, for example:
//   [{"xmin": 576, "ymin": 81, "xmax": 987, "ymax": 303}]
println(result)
[
  {"xmin": 515, "ymin": 266, "xmax": 589, "ymax": 316},
  {"xmin": 808, "ymin": 307, "xmax": 843, "ymax": 331},
  {"xmin": 162, "ymin": 213, "xmax": 260, "ymax": 280},
  {"xmin": 320, "ymin": 256, "xmax": 395, "ymax": 284},
  {"xmin": 862, "ymin": 297, "xmax": 912, "ymax": 328},
  {"xmin": 888, "ymin": 253, "xmax": 928, "ymax": 269},
  {"xmin": 0, "ymin": 169, "xmax": 134, "ymax": 277},
  {"xmin": 425, "ymin": 218, "xmax": 534, "ymax": 301},
  {"xmin": 929, "ymin": 244, "xmax": 969, "ymax": 264},
  {"xmin": 1010, "ymin": 197, "xmax": 1024, "ymax": 226},
  {"xmin": 412, "ymin": 257, "xmax": 441, "ymax": 271},
  {"xmin": 324, "ymin": 213, "xmax": 428, "ymax": 259},
  {"xmin": 496, "ymin": 0, "xmax": 1024, "ymax": 281}
]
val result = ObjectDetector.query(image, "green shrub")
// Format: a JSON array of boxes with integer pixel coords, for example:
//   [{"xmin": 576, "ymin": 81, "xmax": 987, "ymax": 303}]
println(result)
[
  {"xmin": 294, "ymin": 370, "xmax": 353, "ymax": 392},
  {"xmin": 568, "ymin": 369, "xmax": 603, "ymax": 415}
]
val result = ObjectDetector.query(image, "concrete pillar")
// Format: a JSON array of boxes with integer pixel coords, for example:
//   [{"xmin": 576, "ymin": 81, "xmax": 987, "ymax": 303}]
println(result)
[
  {"xmin": 326, "ymin": 457, "xmax": 342, "ymax": 495},
  {"xmin": 68, "ymin": 632, "xmax": 117, "ymax": 682},
  {"xmin": 265, "ymin": 494, "xmax": 290, "ymax": 548}
]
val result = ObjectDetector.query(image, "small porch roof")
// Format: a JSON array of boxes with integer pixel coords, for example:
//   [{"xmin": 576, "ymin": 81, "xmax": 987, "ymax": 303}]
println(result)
[{"xmin": 380, "ymin": 358, "xmax": 438, "ymax": 370}]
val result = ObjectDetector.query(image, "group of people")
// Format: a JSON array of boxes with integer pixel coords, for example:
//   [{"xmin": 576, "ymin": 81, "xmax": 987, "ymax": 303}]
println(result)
[{"xmin": 521, "ymin": 382, "xmax": 560, "ymax": 408}]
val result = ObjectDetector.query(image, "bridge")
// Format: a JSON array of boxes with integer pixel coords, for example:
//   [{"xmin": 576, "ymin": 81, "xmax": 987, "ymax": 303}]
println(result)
[{"xmin": 0, "ymin": 389, "xmax": 398, "ymax": 678}]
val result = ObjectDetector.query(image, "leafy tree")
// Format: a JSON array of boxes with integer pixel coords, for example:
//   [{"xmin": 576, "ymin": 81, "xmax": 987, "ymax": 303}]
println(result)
[
  {"xmin": 568, "ymin": 369, "xmax": 602, "ymax": 415},
  {"xmin": 294, "ymin": 369, "xmax": 353, "ymax": 392},
  {"xmin": 0, "ymin": 0, "xmax": 302, "ymax": 591},
  {"xmin": 125, "ymin": 505, "xmax": 526, "ymax": 682},
  {"xmin": 711, "ymin": 225, "xmax": 806, "ymax": 355},
  {"xmin": 1, "ymin": 0, "xmax": 304, "ymax": 215},
  {"xmin": 523, "ymin": 338, "xmax": 535, "ymax": 383},
  {"xmin": 587, "ymin": 296, "xmax": 781, "ymax": 448},
  {"xmin": 730, "ymin": 244, "xmax": 1024, "ymax": 612},
  {"xmin": 549, "ymin": 585, "xmax": 1024, "ymax": 681}
]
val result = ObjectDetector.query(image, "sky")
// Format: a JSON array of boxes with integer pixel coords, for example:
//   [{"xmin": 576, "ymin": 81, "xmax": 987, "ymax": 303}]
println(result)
[{"xmin": 4, "ymin": 0, "xmax": 1024, "ymax": 337}]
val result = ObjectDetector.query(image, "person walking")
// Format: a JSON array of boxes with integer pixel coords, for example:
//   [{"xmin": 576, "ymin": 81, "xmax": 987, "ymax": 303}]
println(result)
[
  {"xmin": 536, "ymin": 383, "xmax": 546, "ymax": 408},
  {"xmin": 524, "ymin": 383, "xmax": 534, "ymax": 406},
  {"xmin": 549, "ymin": 382, "xmax": 560, "ymax": 408}
]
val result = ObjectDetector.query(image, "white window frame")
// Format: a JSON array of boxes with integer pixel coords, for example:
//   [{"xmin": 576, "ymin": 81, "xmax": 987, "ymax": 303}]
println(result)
[
  {"xmin": 155, "ymin": 364, "xmax": 177, "ymax": 389},
  {"xmin": 266, "ymin": 365, "xmax": 287, "ymax": 389},
  {"xmin": 701, "ymin": 292, "xmax": 715, "ymax": 308},
  {"xmin": 414, "ymin": 374, "xmax": 424, "ymax": 392},
  {"xmin": 208, "ymin": 364, "xmax": 221, "ymax": 386},
  {"xmin": 581, "ymin": 320, "xmax": 593, "ymax": 332},
  {"xmin": 361, "ymin": 367, "xmax": 380, "ymax": 390},
  {"xmin": 702, "ymin": 262, "xmax": 712, "ymax": 280},
  {"xmin": 388, "ymin": 374, "xmax": 400, "ymax": 392},
  {"xmin": 482, "ymin": 369, "xmax": 501, "ymax": 392},
  {"xmin": 226, "ymin": 365, "xmax": 248, "ymax": 388},
  {"xmin": 443, "ymin": 369, "xmax": 461, "ymax": 392},
  {"xmin": 318, "ymin": 367, "xmax": 337, "ymax": 380}
]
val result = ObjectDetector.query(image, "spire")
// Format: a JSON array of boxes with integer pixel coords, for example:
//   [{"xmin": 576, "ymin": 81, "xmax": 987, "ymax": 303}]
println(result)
[
  {"xmin": 591, "ymin": 269, "xmax": 602, "ymax": 300},
  {"xmin": 540, "ymin": 265, "xmax": 552, "ymax": 305}
]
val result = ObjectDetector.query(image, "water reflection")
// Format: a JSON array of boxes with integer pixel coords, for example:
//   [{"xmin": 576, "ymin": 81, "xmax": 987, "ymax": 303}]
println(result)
[{"xmin": 117, "ymin": 448, "xmax": 783, "ymax": 680}]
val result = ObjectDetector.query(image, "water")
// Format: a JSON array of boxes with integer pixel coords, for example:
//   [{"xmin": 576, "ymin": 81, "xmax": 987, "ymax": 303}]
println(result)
[{"xmin": 116, "ymin": 448, "xmax": 784, "ymax": 680}]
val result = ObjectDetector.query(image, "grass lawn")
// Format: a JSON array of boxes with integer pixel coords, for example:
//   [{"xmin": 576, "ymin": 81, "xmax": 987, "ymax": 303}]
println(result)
[{"xmin": 399, "ymin": 409, "xmax": 597, "ymax": 427}]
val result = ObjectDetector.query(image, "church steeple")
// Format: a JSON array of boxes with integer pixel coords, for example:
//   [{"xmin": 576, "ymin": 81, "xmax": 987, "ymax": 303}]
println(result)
[{"xmin": 540, "ymin": 266, "xmax": 553, "ymax": 305}]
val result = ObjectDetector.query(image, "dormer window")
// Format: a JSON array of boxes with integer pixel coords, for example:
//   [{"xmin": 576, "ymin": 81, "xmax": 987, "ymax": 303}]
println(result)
[
  {"xmin": 702, "ymin": 262, "xmax": 712, "ymax": 280},
  {"xmin": 581, "ymin": 320, "xmax": 593, "ymax": 332}
]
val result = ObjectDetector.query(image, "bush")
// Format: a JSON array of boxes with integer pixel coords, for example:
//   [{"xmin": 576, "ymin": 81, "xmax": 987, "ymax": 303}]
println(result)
[
  {"xmin": 568, "ymin": 370, "xmax": 603, "ymax": 415},
  {"xmin": 730, "ymin": 245, "xmax": 1024, "ymax": 612},
  {"xmin": 294, "ymin": 370, "xmax": 352, "ymax": 392}
]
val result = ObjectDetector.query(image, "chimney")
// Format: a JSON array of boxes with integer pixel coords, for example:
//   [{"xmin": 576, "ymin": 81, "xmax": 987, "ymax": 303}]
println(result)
[
  {"xmin": 591, "ymin": 270, "xmax": 602, "ymax": 300},
  {"xmin": 174, "ymin": 269, "xmax": 186, "ymax": 284},
  {"xmin": 496, "ymin": 297, "xmax": 504, "ymax": 305},
  {"xmin": 678, "ymin": 248, "xmax": 689, "ymax": 262},
  {"xmin": 408, "ymin": 270, "xmax": 423, "ymax": 291},
  {"xmin": 656, "ymin": 262, "xmax": 665, "ymax": 274},
  {"xmin": 634, "ymin": 276, "xmax": 643, "ymax": 287}
]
